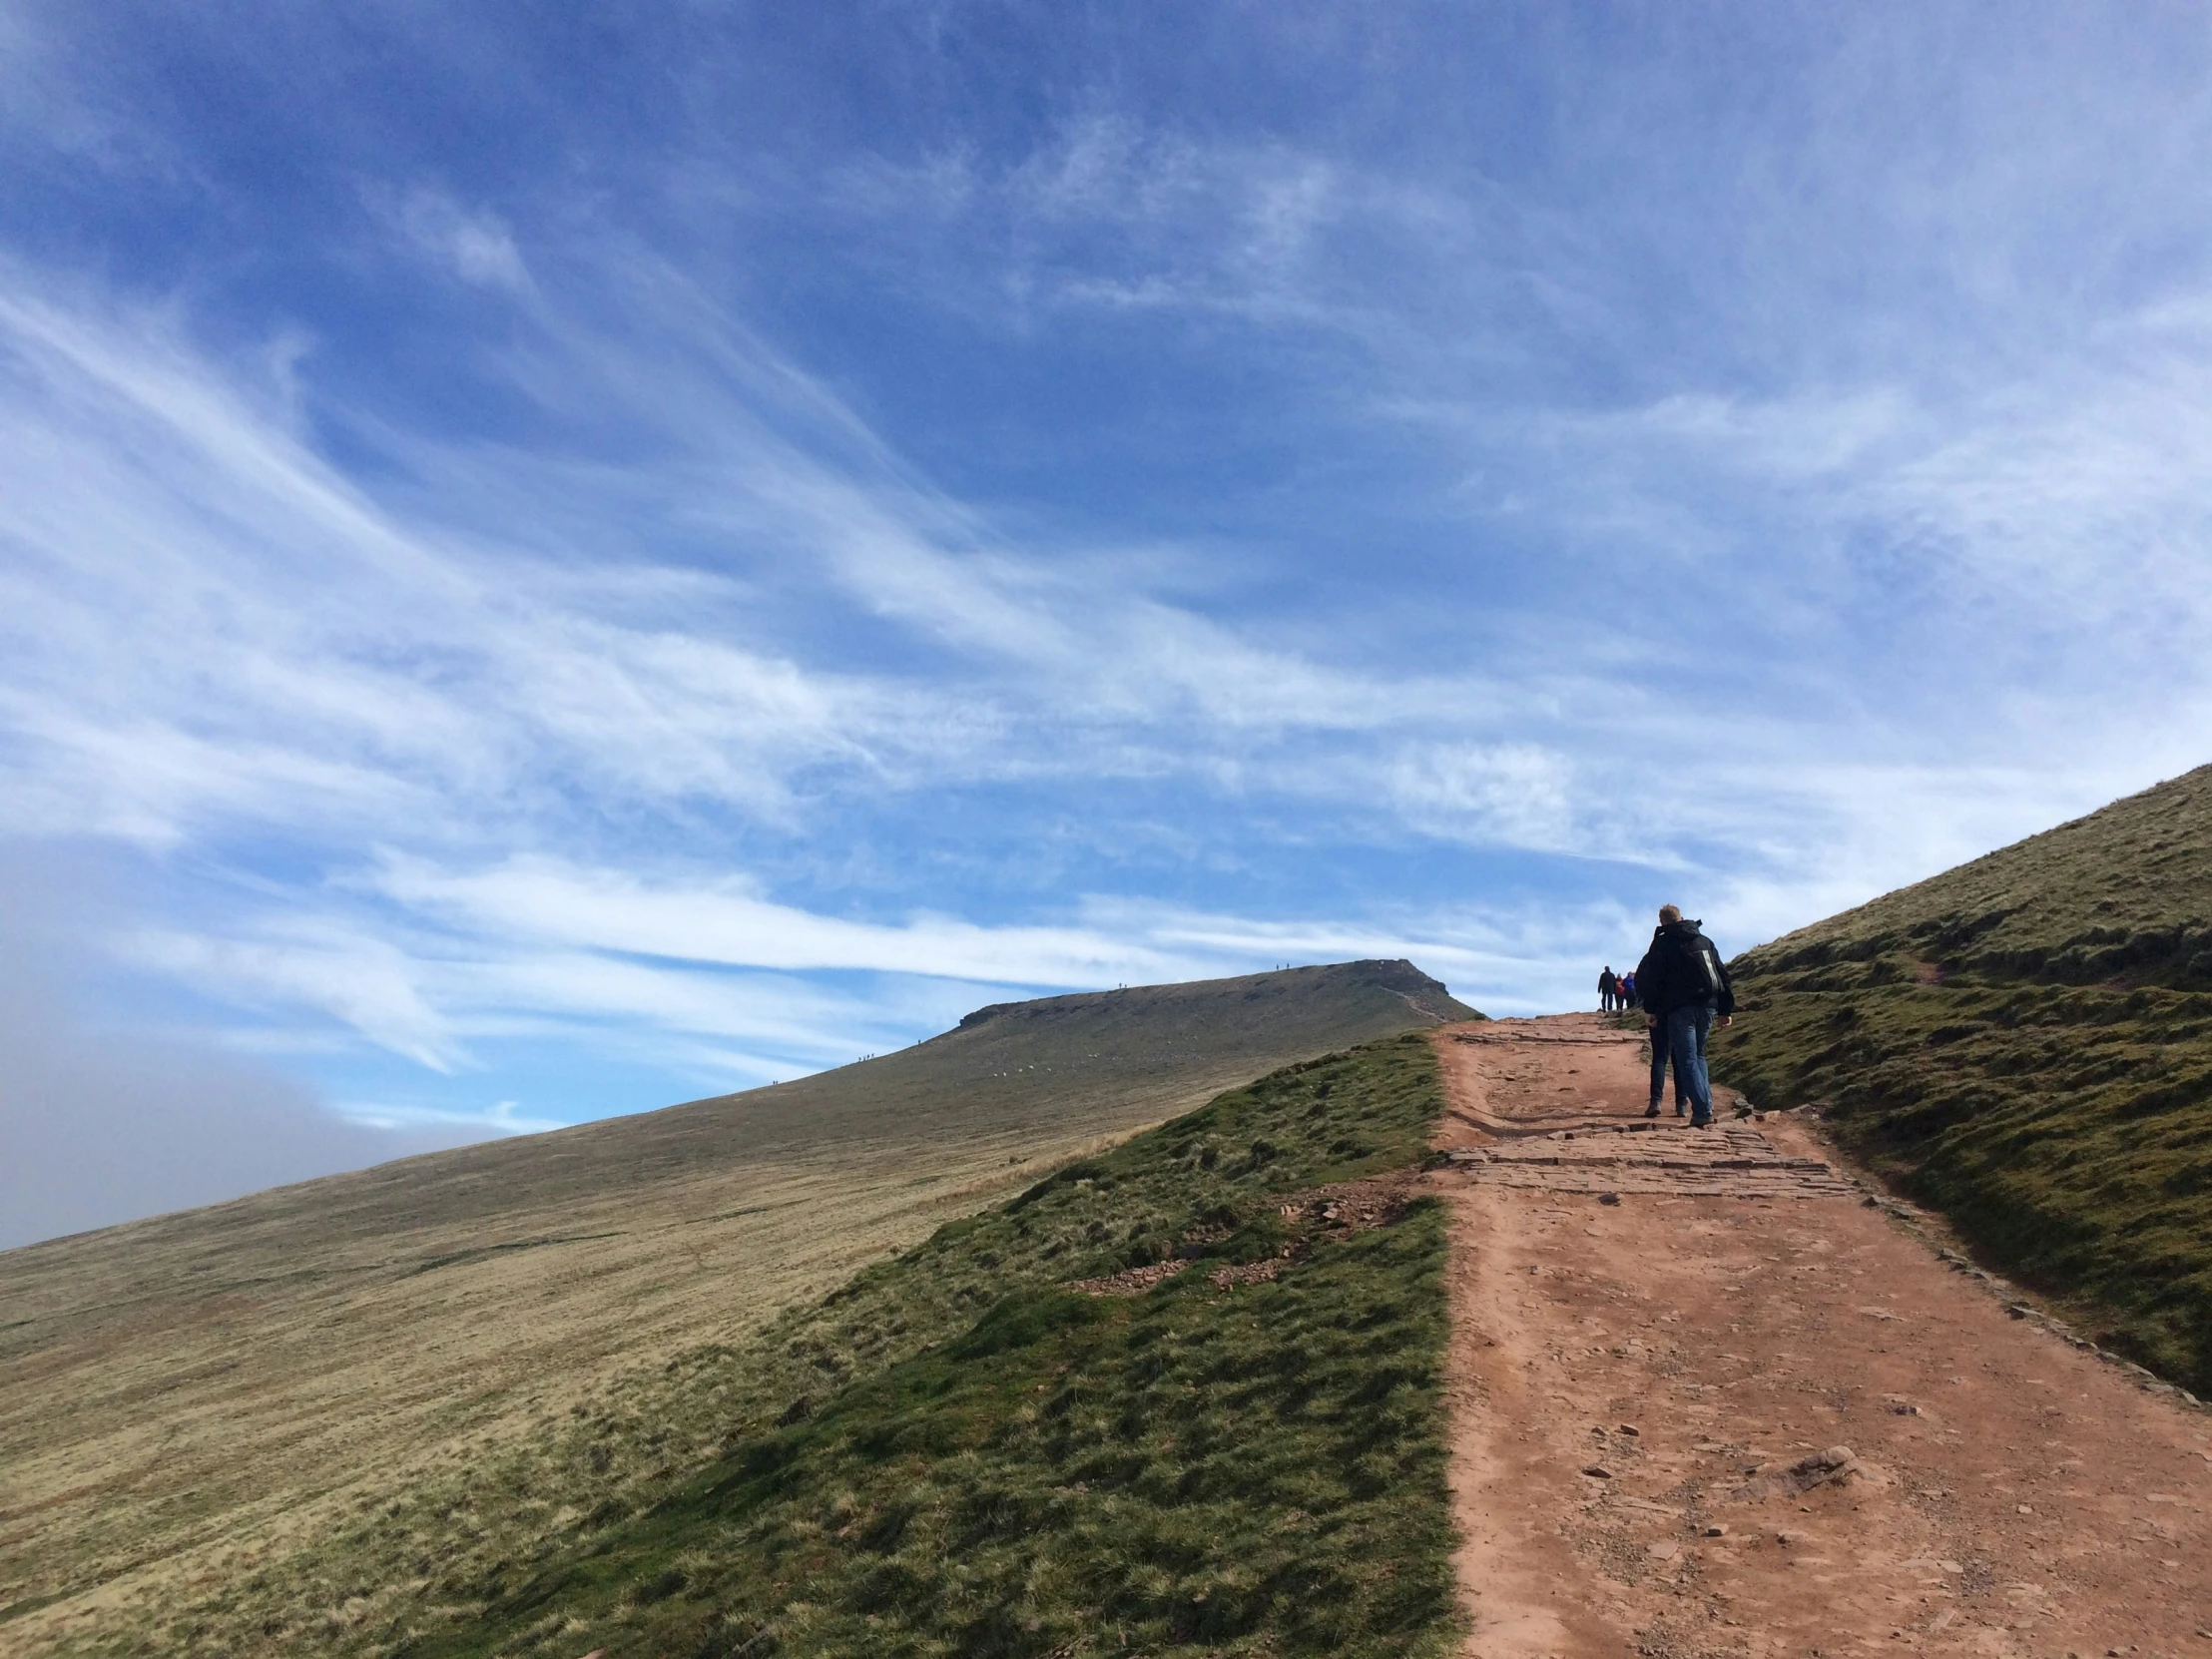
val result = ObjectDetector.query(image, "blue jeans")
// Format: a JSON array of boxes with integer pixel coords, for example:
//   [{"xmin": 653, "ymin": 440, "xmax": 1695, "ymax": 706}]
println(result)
[
  {"xmin": 1646, "ymin": 1018, "xmax": 1694, "ymax": 1105},
  {"xmin": 1661, "ymin": 1004, "xmax": 1715, "ymax": 1120}
]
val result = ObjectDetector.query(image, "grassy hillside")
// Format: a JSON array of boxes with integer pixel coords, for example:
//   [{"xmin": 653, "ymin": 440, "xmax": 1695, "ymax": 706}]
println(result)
[
  {"xmin": 1, "ymin": 961, "xmax": 1472, "ymax": 1652},
  {"xmin": 1711, "ymin": 766, "xmax": 2212, "ymax": 1393},
  {"xmin": 148, "ymin": 1034, "xmax": 1459, "ymax": 1659}
]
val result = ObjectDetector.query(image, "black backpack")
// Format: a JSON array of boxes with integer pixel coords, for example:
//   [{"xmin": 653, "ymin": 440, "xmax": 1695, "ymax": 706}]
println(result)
[{"xmin": 1676, "ymin": 928, "xmax": 1722, "ymax": 998}]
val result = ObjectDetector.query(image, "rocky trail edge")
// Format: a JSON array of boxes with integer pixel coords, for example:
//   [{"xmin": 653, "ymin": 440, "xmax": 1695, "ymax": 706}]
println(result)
[{"xmin": 1427, "ymin": 1013, "xmax": 2212, "ymax": 1659}]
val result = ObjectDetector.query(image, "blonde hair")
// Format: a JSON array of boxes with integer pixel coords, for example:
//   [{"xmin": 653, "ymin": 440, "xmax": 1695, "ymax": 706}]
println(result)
[{"xmin": 1658, "ymin": 903, "xmax": 1683, "ymax": 923}]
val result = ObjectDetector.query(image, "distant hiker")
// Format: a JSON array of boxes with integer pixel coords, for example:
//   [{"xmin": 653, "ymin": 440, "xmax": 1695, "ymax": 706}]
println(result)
[
  {"xmin": 1618, "ymin": 969, "xmax": 1637, "ymax": 1010},
  {"xmin": 1633, "ymin": 904, "xmax": 1735, "ymax": 1127},
  {"xmin": 1598, "ymin": 966, "xmax": 1619, "ymax": 1012}
]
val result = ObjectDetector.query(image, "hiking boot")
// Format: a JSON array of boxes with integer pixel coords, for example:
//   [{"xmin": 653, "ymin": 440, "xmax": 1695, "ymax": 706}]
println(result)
[
  {"xmin": 1690, "ymin": 1114, "xmax": 1714, "ymax": 1129},
  {"xmin": 1644, "ymin": 1101, "xmax": 1660, "ymax": 1118},
  {"xmin": 1673, "ymin": 1103, "xmax": 1686, "ymax": 1118}
]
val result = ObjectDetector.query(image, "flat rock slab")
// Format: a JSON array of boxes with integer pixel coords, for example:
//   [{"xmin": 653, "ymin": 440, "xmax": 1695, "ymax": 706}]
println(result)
[
  {"xmin": 1427, "ymin": 1013, "xmax": 2212, "ymax": 1658},
  {"xmin": 1443, "ymin": 1120, "xmax": 1860, "ymax": 1199}
]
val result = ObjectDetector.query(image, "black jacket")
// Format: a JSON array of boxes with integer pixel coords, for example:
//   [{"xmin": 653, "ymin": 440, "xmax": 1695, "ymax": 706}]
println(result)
[{"xmin": 1633, "ymin": 920, "xmax": 1736, "ymax": 1018}]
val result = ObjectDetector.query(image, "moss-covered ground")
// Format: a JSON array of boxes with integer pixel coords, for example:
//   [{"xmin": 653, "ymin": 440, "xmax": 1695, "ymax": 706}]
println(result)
[
  {"xmin": 146, "ymin": 1033, "xmax": 1459, "ymax": 1659},
  {"xmin": 1711, "ymin": 766, "xmax": 2212, "ymax": 1396}
]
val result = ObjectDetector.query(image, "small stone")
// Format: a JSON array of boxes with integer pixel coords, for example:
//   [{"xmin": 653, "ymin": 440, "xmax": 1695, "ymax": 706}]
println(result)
[
  {"xmin": 1599, "ymin": 1191, "xmax": 1622, "ymax": 1206},
  {"xmin": 1582, "ymin": 1464, "xmax": 1612, "ymax": 1478},
  {"xmin": 1788, "ymin": 1443, "xmax": 1857, "ymax": 1482},
  {"xmin": 1703, "ymin": 1524, "xmax": 1727, "ymax": 1537},
  {"xmin": 1618, "ymin": 1424, "xmax": 1641, "ymax": 1436},
  {"xmin": 2017, "ymin": 1503, "xmax": 2033, "ymax": 1514}
]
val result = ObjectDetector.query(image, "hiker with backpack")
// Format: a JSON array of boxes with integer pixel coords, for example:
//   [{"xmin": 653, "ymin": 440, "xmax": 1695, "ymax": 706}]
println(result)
[
  {"xmin": 1598, "ymin": 966, "xmax": 1619, "ymax": 1012},
  {"xmin": 1633, "ymin": 904, "xmax": 1735, "ymax": 1127}
]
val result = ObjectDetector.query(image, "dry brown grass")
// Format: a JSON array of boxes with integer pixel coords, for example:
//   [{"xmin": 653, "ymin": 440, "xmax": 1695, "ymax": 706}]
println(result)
[{"xmin": 0, "ymin": 959, "xmax": 1473, "ymax": 1651}]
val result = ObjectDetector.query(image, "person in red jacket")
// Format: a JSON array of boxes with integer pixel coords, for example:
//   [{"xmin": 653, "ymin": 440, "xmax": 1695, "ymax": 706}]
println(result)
[{"xmin": 1633, "ymin": 904, "xmax": 1736, "ymax": 1127}]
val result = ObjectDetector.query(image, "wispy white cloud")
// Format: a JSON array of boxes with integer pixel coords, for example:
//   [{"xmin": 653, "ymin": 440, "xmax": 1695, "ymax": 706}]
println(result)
[
  {"xmin": 127, "ymin": 920, "xmax": 464, "ymax": 1072},
  {"xmin": 0, "ymin": 247, "xmax": 1596, "ymax": 875},
  {"xmin": 829, "ymin": 115, "xmax": 1453, "ymax": 347},
  {"xmin": 370, "ymin": 854, "xmax": 1209, "ymax": 987},
  {"xmin": 0, "ymin": 272, "xmax": 972, "ymax": 848},
  {"xmin": 1382, "ymin": 743, "xmax": 1578, "ymax": 850},
  {"xmin": 335, "ymin": 1096, "xmax": 566, "ymax": 1138},
  {"xmin": 371, "ymin": 185, "xmax": 533, "ymax": 292}
]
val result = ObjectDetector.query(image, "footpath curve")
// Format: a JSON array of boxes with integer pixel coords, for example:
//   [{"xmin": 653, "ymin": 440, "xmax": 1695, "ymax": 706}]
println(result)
[{"xmin": 1427, "ymin": 1013, "xmax": 2212, "ymax": 1659}]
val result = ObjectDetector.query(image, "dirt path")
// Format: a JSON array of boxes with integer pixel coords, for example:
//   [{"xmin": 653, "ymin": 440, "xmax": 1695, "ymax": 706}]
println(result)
[{"xmin": 1428, "ymin": 1014, "xmax": 2212, "ymax": 1659}]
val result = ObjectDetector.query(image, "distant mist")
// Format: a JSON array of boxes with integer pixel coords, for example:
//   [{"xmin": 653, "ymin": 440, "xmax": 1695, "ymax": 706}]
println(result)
[{"xmin": 0, "ymin": 845, "xmax": 489, "ymax": 1251}]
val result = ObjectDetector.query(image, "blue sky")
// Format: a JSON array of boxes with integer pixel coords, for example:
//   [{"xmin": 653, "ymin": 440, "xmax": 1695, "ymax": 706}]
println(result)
[{"xmin": 6, "ymin": 2, "xmax": 2212, "ymax": 1240}]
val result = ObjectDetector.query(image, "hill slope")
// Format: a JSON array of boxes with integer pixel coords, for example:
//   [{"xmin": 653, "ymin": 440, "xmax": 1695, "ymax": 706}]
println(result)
[
  {"xmin": 193, "ymin": 1034, "xmax": 1460, "ymax": 1659},
  {"xmin": 0, "ymin": 959, "xmax": 1474, "ymax": 1649},
  {"xmin": 1711, "ymin": 767, "xmax": 2212, "ymax": 1391}
]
